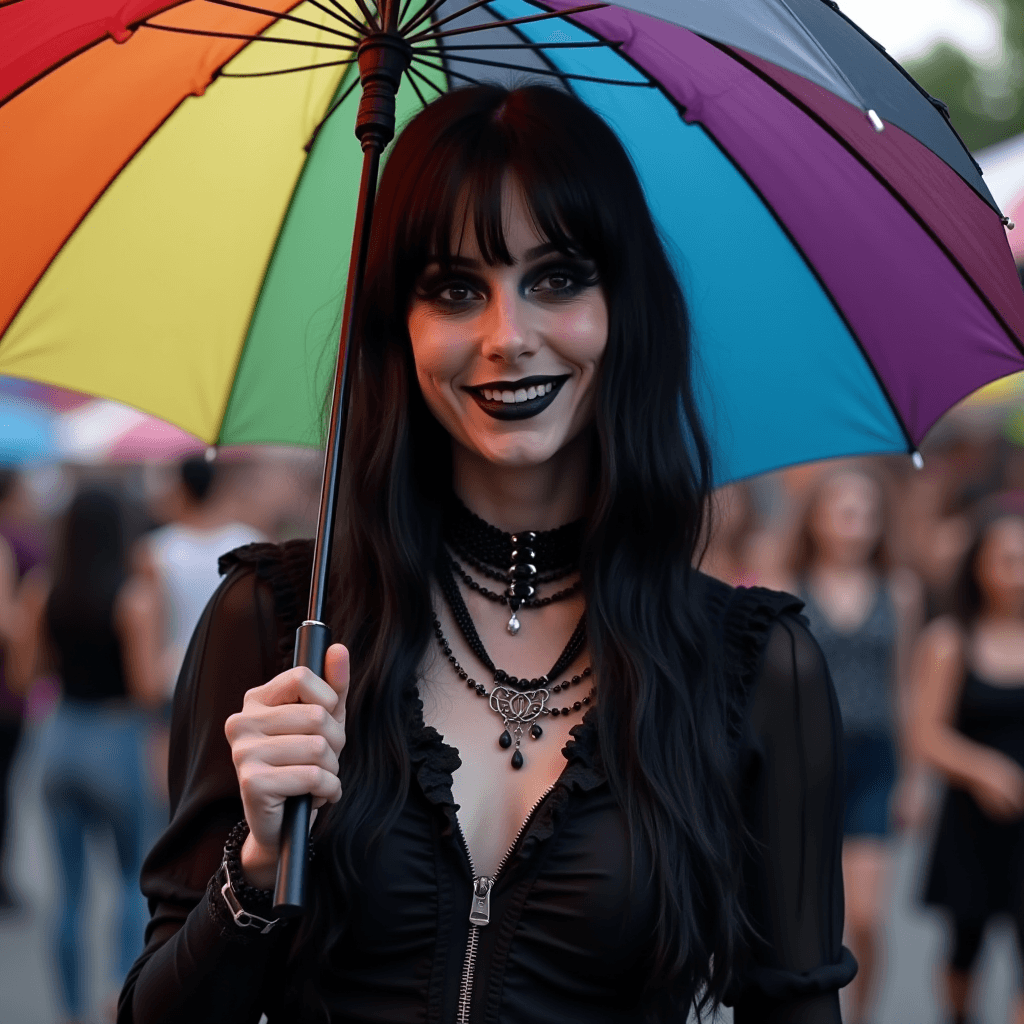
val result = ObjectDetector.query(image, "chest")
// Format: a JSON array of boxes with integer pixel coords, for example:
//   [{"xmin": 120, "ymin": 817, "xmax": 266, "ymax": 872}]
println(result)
[{"xmin": 419, "ymin": 665, "xmax": 581, "ymax": 879}]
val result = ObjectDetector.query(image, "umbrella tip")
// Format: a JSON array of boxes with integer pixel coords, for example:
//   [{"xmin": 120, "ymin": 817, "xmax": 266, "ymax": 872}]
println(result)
[
  {"xmin": 867, "ymin": 109, "xmax": 884, "ymax": 133},
  {"xmin": 1002, "ymin": 215, "xmax": 1016, "ymax": 230},
  {"xmin": 205, "ymin": 446, "xmax": 217, "ymax": 463},
  {"xmin": 911, "ymin": 450, "xmax": 925, "ymax": 470}
]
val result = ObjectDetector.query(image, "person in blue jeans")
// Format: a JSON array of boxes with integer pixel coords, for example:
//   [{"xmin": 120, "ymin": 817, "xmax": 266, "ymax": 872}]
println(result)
[{"xmin": 17, "ymin": 489, "xmax": 164, "ymax": 1024}]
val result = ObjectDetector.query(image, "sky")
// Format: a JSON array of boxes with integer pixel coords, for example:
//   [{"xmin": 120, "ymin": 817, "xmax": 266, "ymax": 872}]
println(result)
[{"xmin": 836, "ymin": 0, "xmax": 1004, "ymax": 65}]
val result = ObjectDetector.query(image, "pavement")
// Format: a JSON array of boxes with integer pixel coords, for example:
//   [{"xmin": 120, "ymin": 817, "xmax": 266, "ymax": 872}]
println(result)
[{"xmin": 0, "ymin": 719, "xmax": 1020, "ymax": 1024}]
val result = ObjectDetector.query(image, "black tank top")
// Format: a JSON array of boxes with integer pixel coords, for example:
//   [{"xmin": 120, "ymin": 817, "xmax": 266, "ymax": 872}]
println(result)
[
  {"xmin": 955, "ymin": 669, "xmax": 1024, "ymax": 769},
  {"xmin": 47, "ymin": 595, "xmax": 128, "ymax": 702}
]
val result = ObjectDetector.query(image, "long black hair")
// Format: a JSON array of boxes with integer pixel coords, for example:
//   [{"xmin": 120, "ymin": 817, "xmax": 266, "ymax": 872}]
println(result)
[{"xmin": 300, "ymin": 84, "xmax": 754, "ymax": 1017}]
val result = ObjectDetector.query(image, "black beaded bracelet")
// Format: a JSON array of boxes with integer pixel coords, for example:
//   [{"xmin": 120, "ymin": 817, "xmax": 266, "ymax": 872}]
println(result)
[
  {"xmin": 223, "ymin": 819, "xmax": 275, "ymax": 909},
  {"xmin": 207, "ymin": 820, "xmax": 315, "ymax": 940}
]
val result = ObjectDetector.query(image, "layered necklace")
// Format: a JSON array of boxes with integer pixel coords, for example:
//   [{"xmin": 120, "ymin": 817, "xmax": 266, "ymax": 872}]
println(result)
[{"xmin": 434, "ymin": 500, "xmax": 594, "ymax": 769}]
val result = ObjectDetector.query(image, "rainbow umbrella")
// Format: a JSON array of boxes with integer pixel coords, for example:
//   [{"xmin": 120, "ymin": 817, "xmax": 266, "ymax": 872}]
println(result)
[
  {"xmin": 3, "ymin": 0, "xmax": 1024, "ymax": 484},
  {"xmin": 6, "ymin": 0, "xmax": 1024, "ymax": 909}
]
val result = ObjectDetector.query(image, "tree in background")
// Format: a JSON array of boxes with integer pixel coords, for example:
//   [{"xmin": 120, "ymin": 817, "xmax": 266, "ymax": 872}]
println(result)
[{"xmin": 901, "ymin": 0, "xmax": 1024, "ymax": 151}]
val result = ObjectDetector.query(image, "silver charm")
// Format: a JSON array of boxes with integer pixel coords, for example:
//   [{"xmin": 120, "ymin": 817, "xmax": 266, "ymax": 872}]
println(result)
[
  {"xmin": 489, "ymin": 685, "xmax": 548, "ymax": 769},
  {"xmin": 507, "ymin": 610, "xmax": 521, "ymax": 635}
]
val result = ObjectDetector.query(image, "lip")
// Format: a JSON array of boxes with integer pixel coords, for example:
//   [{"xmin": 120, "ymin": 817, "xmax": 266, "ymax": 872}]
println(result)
[{"xmin": 462, "ymin": 374, "xmax": 570, "ymax": 421}]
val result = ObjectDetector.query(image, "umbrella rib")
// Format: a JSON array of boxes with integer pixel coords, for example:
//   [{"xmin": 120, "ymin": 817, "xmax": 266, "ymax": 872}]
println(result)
[
  {"xmin": 408, "ymin": 3, "xmax": 606, "ymax": 45},
  {"xmin": 405, "ymin": 66, "xmax": 430, "ymax": 107},
  {"xmin": 411, "ymin": 54, "xmax": 484, "ymax": 85},
  {"xmin": 426, "ymin": 39, "xmax": 611, "ymax": 50},
  {"xmin": 140, "ymin": 21, "xmax": 356, "ymax": 51},
  {"xmin": 320, "ymin": 0, "xmax": 374, "ymax": 35},
  {"xmin": 414, "ymin": 47, "xmax": 648, "ymax": 86},
  {"xmin": 351, "ymin": 0, "xmax": 381, "ymax": 31},
  {"xmin": 303, "ymin": 74, "xmax": 361, "ymax": 151},
  {"xmin": 401, "ymin": 0, "xmax": 457, "ymax": 37},
  {"xmin": 219, "ymin": 56, "xmax": 357, "ymax": 76},
  {"xmin": 405, "ymin": 0, "xmax": 499, "ymax": 38},
  {"xmin": 203, "ymin": 0, "xmax": 362, "ymax": 43},
  {"xmin": 407, "ymin": 63, "xmax": 448, "ymax": 95}
]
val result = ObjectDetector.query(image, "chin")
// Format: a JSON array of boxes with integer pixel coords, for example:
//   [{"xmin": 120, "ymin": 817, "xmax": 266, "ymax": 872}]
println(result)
[{"xmin": 472, "ymin": 432, "xmax": 564, "ymax": 468}]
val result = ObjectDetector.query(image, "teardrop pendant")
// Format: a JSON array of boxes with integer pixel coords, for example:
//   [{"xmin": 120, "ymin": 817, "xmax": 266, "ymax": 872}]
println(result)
[
  {"xmin": 507, "ymin": 611, "xmax": 520, "ymax": 635},
  {"xmin": 499, "ymin": 729, "xmax": 512, "ymax": 749},
  {"xmin": 510, "ymin": 748, "xmax": 524, "ymax": 770}
]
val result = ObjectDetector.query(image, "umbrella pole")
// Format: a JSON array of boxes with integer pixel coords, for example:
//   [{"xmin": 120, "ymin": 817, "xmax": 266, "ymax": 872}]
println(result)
[{"xmin": 274, "ymin": 14, "xmax": 411, "ymax": 918}]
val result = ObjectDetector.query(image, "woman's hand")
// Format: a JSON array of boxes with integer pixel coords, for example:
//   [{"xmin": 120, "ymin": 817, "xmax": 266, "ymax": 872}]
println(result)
[
  {"xmin": 224, "ymin": 644, "xmax": 350, "ymax": 889},
  {"xmin": 968, "ymin": 748, "xmax": 1024, "ymax": 822}
]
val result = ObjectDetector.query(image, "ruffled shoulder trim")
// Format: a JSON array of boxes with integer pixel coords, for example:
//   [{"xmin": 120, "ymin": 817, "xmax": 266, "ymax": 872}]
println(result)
[
  {"xmin": 218, "ymin": 539, "xmax": 315, "ymax": 674},
  {"xmin": 693, "ymin": 572, "xmax": 806, "ymax": 746}
]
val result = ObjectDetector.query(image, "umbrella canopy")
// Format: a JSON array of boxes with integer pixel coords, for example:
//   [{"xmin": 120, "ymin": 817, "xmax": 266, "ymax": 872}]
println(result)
[
  {"xmin": 3, "ymin": 0, "xmax": 1024, "ymax": 484},
  {"xmin": 976, "ymin": 131, "xmax": 1024, "ymax": 264}
]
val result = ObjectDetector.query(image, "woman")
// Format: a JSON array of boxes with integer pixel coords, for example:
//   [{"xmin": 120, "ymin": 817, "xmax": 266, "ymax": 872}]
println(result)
[
  {"xmin": 915, "ymin": 511, "xmax": 1024, "ymax": 1024},
  {"xmin": 25, "ymin": 488, "xmax": 165, "ymax": 1023},
  {"xmin": 779, "ymin": 466, "xmax": 922, "ymax": 1024},
  {"xmin": 120, "ymin": 84, "xmax": 856, "ymax": 1023}
]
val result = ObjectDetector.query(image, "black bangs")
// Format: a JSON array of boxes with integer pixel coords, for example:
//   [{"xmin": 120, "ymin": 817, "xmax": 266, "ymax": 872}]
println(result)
[{"xmin": 382, "ymin": 84, "xmax": 626, "ymax": 290}]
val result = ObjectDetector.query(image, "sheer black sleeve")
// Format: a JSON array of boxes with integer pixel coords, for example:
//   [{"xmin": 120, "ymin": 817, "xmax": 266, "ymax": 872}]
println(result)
[
  {"xmin": 729, "ymin": 611, "xmax": 858, "ymax": 1023},
  {"xmin": 118, "ymin": 563, "xmax": 295, "ymax": 1024}
]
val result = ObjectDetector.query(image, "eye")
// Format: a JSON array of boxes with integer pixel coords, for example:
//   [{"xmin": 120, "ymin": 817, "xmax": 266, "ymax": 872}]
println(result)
[{"xmin": 528, "ymin": 260, "xmax": 598, "ymax": 300}]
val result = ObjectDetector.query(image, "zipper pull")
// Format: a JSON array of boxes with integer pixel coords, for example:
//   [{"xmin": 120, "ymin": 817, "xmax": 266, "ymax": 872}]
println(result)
[{"xmin": 469, "ymin": 876, "xmax": 493, "ymax": 926}]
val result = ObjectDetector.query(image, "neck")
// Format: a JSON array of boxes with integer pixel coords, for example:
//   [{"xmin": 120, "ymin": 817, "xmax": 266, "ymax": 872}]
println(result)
[{"xmin": 452, "ymin": 430, "xmax": 593, "ymax": 533}]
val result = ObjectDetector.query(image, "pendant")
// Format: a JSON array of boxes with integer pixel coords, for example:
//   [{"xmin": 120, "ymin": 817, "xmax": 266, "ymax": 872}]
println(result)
[
  {"xmin": 489, "ymin": 684, "xmax": 548, "ymax": 769},
  {"xmin": 507, "ymin": 610, "xmax": 520, "ymax": 635}
]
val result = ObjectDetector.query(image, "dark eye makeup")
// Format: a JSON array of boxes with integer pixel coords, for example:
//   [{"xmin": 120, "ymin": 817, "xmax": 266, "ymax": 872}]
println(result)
[{"xmin": 414, "ymin": 253, "xmax": 599, "ymax": 310}]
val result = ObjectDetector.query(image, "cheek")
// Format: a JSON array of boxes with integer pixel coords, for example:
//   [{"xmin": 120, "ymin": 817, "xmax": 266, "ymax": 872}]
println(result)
[
  {"xmin": 408, "ymin": 311, "xmax": 472, "ymax": 394},
  {"xmin": 556, "ymin": 300, "xmax": 609, "ymax": 367}
]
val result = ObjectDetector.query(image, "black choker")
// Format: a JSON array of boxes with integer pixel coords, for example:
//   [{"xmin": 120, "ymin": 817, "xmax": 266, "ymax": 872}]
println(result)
[{"xmin": 444, "ymin": 496, "xmax": 584, "ymax": 634}]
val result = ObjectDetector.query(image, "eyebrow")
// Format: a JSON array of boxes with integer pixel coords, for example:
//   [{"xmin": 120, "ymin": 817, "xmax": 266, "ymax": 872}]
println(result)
[{"xmin": 425, "ymin": 241, "xmax": 570, "ymax": 271}]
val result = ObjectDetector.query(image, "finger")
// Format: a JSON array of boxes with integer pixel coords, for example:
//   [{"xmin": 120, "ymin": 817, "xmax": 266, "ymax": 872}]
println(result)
[
  {"xmin": 234, "ymin": 702, "xmax": 345, "ymax": 752},
  {"xmin": 248, "ymin": 666, "xmax": 340, "ymax": 714},
  {"xmin": 239, "ymin": 763, "xmax": 343, "ymax": 805},
  {"xmin": 323, "ymin": 644, "xmax": 350, "ymax": 724},
  {"xmin": 245, "ymin": 733, "xmax": 340, "ymax": 776}
]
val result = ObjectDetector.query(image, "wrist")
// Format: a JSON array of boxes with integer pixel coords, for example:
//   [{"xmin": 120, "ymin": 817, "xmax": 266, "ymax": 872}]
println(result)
[{"xmin": 240, "ymin": 832, "xmax": 278, "ymax": 890}]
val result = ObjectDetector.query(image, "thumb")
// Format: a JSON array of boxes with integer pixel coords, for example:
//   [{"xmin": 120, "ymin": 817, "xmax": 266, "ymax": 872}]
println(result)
[{"xmin": 324, "ymin": 643, "xmax": 350, "ymax": 722}]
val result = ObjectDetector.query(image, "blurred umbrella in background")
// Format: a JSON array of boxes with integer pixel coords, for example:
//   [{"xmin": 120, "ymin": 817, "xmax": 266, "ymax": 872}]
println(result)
[
  {"xmin": 0, "ymin": 398, "xmax": 57, "ymax": 467},
  {"xmin": 54, "ymin": 401, "xmax": 206, "ymax": 465}
]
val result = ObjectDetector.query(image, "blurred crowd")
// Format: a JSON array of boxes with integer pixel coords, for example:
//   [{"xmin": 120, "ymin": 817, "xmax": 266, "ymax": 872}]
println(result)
[
  {"xmin": 0, "ymin": 450, "xmax": 321, "ymax": 1024},
  {"xmin": 0, "ymin": 399, "xmax": 1023, "ymax": 1023}
]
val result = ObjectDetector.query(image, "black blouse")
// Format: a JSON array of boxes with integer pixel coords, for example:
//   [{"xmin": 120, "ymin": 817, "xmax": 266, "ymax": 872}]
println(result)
[{"xmin": 119, "ymin": 541, "xmax": 856, "ymax": 1024}]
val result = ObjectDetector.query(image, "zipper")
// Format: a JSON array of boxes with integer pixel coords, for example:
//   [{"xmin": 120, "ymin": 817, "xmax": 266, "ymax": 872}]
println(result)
[{"xmin": 454, "ymin": 784, "xmax": 559, "ymax": 1024}]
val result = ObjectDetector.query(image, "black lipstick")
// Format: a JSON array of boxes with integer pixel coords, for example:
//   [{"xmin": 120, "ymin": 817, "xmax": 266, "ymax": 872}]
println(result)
[{"xmin": 463, "ymin": 374, "xmax": 570, "ymax": 421}]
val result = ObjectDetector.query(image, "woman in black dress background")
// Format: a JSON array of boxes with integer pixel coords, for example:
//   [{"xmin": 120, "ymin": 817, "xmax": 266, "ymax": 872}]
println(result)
[
  {"xmin": 914, "ymin": 510, "xmax": 1024, "ymax": 1024},
  {"xmin": 120, "ymin": 84, "xmax": 856, "ymax": 1023}
]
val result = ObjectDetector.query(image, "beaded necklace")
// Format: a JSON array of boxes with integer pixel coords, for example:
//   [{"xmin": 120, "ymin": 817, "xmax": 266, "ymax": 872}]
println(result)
[{"xmin": 435, "ymin": 555, "xmax": 594, "ymax": 770}]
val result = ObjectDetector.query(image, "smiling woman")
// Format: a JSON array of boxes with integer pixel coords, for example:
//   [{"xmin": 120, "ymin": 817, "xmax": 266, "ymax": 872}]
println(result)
[{"xmin": 121, "ymin": 84, "xmax": 856, "ymax": 1024}]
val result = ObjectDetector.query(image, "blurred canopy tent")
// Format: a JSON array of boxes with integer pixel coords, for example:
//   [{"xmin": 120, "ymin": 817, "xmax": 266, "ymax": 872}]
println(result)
[{"xmin": 976, "ymin": 130, "xmax": 1024, "ymax": 263}]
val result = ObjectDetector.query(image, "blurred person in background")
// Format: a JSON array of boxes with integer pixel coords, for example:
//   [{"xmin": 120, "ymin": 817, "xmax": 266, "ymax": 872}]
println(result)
[
  {"xmin": 0, "ymin": 468, "xmax": 47, "ymax": 913},
  {"xmin": 14, "ymin": 488, "xmax": 165, "ymax": 1024},
  {"xmin": 779, "ymin": 464, "xmax": 924, "ymax": 1024},
  {"xmin": 914, "ymin": 509, "xmax": 1024, "ymax": 1024},
  {"xmin": 146, "ymin": 456, "xmax": 265, "ymax": 706}
]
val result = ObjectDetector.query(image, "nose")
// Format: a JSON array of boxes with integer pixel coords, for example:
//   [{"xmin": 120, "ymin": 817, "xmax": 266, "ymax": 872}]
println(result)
[{"xmin": 480, "ymin": 281, "xmax": 534, "ymax": 364}]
